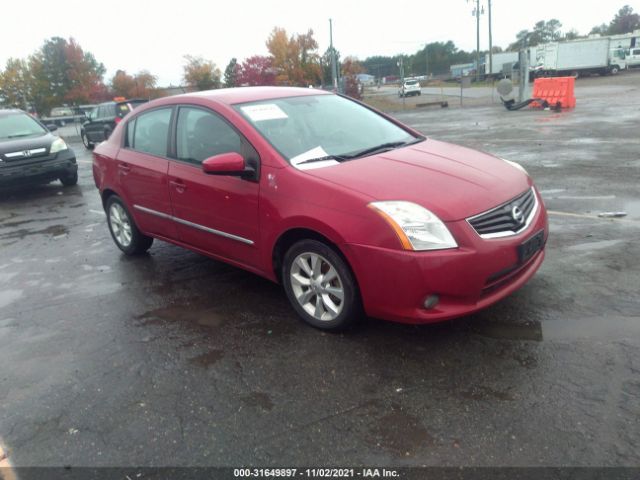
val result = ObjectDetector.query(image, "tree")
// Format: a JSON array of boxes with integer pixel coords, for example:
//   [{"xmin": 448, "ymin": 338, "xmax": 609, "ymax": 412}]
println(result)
[
  {"xmin": 321, "ymin": 47, "xmax": 341, "ymax": 86},
  {"xmin": 0, "ymin": 58, "xmax": 29, "ymax": 108},
  {"xmin": 111, "ymin": 70, "xmax": 157, "ymax": 98},
  {"xmin": 63, "ymin": 38, "xmax": 107, "ymax": 104},
  {"xmin": 341, "ymin": 57, "xmax": 364, "ymax": 99},
  {"xmin": 589, "ymin": 23, "xmax": 609, "ymax": 35},
  {"xmin": 223, "ymin": 58, "xmax": 238, "ymax": 88},
  {"xmin": 266, "ymin": 27, "xmax": 321, "ymax": 86},
  {"xmin": 182, "ymin": 55, "xmax": 221, "ymax": 91},
  {"xmin": 608, "ymin": 5, "xmax": 640, "ymax": 34},
  {"xmin": 236, "ymin": 56, "xmax": 276, "ymax": 86},
  {"xmin": 563, "ymin": 29, "xmax": 582, "ymax": 41}
]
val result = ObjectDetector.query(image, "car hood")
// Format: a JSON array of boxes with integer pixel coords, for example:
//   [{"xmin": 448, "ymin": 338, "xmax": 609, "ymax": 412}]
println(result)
[
  {"xmin": 0, "ymin": 133, "xmax": 55, "ymax": 156},
  {"xmin": 302, "ymin": 139, "xmax": 531, "ymax": 221}
]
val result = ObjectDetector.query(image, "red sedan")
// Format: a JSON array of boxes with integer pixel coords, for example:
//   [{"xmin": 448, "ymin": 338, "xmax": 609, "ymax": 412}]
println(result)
[{"xmin": 93, "ymin": 87, "xmax": 548, "ymax": 330}]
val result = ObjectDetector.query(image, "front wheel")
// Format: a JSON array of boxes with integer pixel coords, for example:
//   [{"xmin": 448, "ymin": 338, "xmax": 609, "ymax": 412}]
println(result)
[
  {"xmin": 106, "ymin": 195, "xmax": 153, "ymax": 255},
  {"xmin": 81, "ymin": 131, "xmax": 94, "ymax": 150},
  {"xmin": 610, "ymin": 66, "xmax": 620, "ymax": 75},
  {"xmin": 282, "ymin": 239, "xmax": 362, "ymax": 331},
  {"xmin": 59, "ymin": 171, "xmax": 78, "ymax": 186}
]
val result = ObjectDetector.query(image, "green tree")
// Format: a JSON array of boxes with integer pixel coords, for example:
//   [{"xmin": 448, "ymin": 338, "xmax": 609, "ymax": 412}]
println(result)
[
  {"xmin": 182, "ymin": 55, "xmax": 221, "ymax": 91},
  {"xmin": 608, "ymin": 5, "xmax": 640, "ymax": 34},
  {"xmin": 0, "ymin": 58, "xmax": 29, "ymax": 108},
  {"xmin": 589, "ymin": 23, "xmax": 608, "ymax": 35},
  {"xmin": 223, "ymin": 58, "xmax": 238, "ymax": 88}
]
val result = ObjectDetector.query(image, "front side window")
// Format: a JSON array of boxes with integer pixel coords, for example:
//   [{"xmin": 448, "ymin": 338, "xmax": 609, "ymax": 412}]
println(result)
[
  {"xmin": 0, "ymin": 113, "xmax": 47, "ymax": 140},
  {"xmin": 130, "ymin": 108, "xmax": 172, "ymax": 157},
  {"xmin": 235, "ymin": 94, "xmax": 418, "ymax": 165},
  {"xmin": 176, "ymin": 107, "xmax": 242, "ymax": 164}
]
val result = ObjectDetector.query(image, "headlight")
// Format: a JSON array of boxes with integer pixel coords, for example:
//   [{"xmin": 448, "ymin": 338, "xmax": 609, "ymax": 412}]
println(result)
[
  {"xmin": 369, "ymin": 201, "xmax": 458, "ymax": 251},
  {"xmin": 501, "ymin": 157, "xmax": 528, "ymax": 176},
  {"xmin": 50, "ymin": 137, "xmax": 68, "ymax": 154}
]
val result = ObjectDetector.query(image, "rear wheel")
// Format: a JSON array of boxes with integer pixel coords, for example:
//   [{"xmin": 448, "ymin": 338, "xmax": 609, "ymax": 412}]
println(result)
[
  {"xmin": 282, "ymin": 239, "xmax": 362, "ymax": 331},
  {"xmin": 106, "ymin": 195, "xmax": 153, "ymax": 255}
]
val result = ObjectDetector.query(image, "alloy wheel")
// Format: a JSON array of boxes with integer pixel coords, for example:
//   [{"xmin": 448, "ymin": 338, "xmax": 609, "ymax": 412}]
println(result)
[
  {"xmin": 109, "ymin": 203, "xmax": 132, "ymax": 248},
  {"xmin": 290, "ymin": 252, "xmax": 344, "ymax": 321}
]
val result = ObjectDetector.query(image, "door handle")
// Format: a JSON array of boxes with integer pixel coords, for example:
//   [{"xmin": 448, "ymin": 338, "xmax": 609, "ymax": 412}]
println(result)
[
  {"xmin": 118, "ymin": 163, "xmax": 131, "ymax": 174},
  {"xmin": 169, "ymin": 179, "xmax": 187, "ymax": 193}
]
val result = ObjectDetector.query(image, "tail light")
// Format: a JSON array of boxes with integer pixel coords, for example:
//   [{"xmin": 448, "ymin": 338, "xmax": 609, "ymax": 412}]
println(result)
[{"xmin": 114, "ymin": 117, "xmax": 122, "ymax": 124}]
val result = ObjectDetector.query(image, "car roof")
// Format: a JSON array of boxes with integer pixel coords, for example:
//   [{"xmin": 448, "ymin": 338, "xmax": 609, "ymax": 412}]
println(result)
[
  {"xmin": 0, "ymin": 109, "xmax": 26, "ymax": 117},
  {"xmin": 173, "ymin": 86, "xmax": 332, "ymax": 106}
]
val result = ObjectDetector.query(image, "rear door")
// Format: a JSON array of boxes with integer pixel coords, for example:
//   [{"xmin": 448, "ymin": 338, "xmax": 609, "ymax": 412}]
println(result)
[
  {"xmin": 167, "ymin": 105, "xmax": 261, "ymax": 267},
  {"xmin": 116, "ymin": 106, "xmax": 177, "ymax": 239}
]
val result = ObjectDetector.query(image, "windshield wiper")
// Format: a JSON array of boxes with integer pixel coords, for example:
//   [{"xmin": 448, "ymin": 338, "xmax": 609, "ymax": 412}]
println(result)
[
  {"xmin": 343, "ymin": 138, "xmax": 424, "ymax": 159},
  {"xmin": 295, "ymin": 155, "xmax": 347, "ymax": 166},
  {"xmin": 7, "ymin": 133, "xmax": 35, "ymax": 139}
]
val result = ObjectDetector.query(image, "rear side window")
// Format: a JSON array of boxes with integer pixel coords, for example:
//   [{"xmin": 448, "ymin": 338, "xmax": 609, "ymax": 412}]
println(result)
[
  {"xmin": 176, "ymin": 107, "xmax": 242, "ymax": 164},
  {"xmin": 130, "ymin": 108, "xmax": 172, "ymax": 157}
]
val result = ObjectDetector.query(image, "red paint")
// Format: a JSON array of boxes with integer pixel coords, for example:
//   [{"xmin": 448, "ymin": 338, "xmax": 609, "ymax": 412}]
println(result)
[{"xmin": 93, "ymin": 87, "xmax": 548, "ymax": 324}]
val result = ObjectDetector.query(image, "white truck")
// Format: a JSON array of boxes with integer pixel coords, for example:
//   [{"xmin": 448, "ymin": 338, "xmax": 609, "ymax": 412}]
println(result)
[
  {"xmin": 530, "ymin": 37, "xmax": 626, "ymax": 77},
  {"xmin": 484, "ymin": 51, "xmax": 519, "ymax": 78}
]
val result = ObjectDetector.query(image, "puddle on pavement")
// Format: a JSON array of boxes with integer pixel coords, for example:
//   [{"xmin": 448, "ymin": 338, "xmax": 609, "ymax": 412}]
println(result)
[
  {"xmin": 0, "ymin": 224, "xmax": 69, "ymax": 240},
  {"xmin": 543, "ymin": 316, "xmax": 640, "ymax": 341},
  {"xmin": 189, "ymin": 349, "xmax": 225, "ymax": 368},
  {"xmin": 241, "ymin": 391, "xmax": 274, "ymax": 411},
  {"xmin": 472, "ymin": 320, "xmax": 543, "ymax": 342},
  {"xmin": 0, "ymin": 216, "xmax": 66, "ymax": 229},
  {"xmin": 137, "ymin": 305, "xmax": 229, "ymax": 329},
  {"xmin": 368, "ymin": 404, "xmax": 434, "ymax": 456}
]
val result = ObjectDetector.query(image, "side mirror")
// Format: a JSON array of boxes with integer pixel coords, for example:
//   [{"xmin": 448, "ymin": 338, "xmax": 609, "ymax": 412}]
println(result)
[
  {"xmin": 46, "ymin": 124, "xmax": 58, "ymax": 132},
  {"xmin": 202, "ymin": 152, "xmax": 255, "ymax": 179}
]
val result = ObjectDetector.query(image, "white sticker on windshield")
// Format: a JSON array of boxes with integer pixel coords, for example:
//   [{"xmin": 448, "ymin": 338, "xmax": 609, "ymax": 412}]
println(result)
[
  {"xmin": 290, "ymin": 146, "xmax": 339, "ymax": 170},
  {"xmin": 240, "ymin": 104, "xmax": 288, "ymax": 122}
]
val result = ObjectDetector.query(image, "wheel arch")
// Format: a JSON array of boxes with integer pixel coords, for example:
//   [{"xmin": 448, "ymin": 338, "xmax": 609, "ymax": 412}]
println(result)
[{"xmin": 272, "ymin": 227, "xmax": 355, "ymax": 286}]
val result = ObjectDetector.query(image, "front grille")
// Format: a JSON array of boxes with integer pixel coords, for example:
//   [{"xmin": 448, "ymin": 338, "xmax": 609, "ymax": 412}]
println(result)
[
  {"xmin": 2, "ymin": 147, "xmax": 48, "ymax": 162},
  {"xmin": 467, "ymin": 188, "xmax": 537, "ymax": 238}
]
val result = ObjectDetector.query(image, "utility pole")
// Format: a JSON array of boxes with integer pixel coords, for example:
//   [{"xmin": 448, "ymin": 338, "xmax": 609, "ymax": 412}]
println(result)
[
  {"xmin": 329, "ymin": 18, "xmax": 338, "ymax": 92},
  {"xmin": 425, "ymin": 44, "xmax": 429, "ymax": 78},
  {"xmin": 488, "ymin": 0, "xmax": 493, "ymax": 78},
  {"xmin": 470, "ymin": 0, "xmax": 484, "ymax": 82}
]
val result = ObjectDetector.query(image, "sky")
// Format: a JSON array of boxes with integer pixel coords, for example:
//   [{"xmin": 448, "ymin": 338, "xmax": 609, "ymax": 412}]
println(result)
[{"xmin": 1, "ymin": 0, "xmax": 639, "ymax": 86}]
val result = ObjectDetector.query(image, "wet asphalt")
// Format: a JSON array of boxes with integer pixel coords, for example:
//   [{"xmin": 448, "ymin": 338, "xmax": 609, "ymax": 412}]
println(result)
[{"xmin": 0, "ymin": 74, "xmax": 639, "ymax": 468}]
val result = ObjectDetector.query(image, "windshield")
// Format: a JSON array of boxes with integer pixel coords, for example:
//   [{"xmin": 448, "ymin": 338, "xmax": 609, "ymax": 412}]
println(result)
[
  {"xmin": 405, "ymin": 80, "xmax": 419, "ymax": 86},
  {"xmin": 235, "ymin": 94, "xmax": 419, "ymax": 166},
  {"xmin": 0, "ymin": 113, "xmax": 47, "ymax": 140}
]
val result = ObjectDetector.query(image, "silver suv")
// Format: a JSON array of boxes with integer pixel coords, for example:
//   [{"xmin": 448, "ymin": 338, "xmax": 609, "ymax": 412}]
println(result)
[{"xmin": 399, "ymin": 79, "xmax": 421, "ymax": 97}]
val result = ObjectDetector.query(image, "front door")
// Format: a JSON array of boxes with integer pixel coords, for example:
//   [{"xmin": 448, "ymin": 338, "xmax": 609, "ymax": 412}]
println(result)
[{"xmin": 168, "ymin": 106, "xmax": 261, "ymax": 267}]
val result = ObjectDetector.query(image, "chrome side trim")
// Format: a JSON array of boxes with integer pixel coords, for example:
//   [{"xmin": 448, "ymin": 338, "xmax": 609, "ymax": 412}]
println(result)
[
  {"xmin": 466, "ymin": 187, "xmax": 539, "ymax": 239},
  {"xmin": 133, "ymin": 204, "xmax": 254, "ymax": 245}
]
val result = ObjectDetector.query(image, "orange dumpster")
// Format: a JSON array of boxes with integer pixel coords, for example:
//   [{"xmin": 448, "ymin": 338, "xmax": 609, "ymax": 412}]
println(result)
[{"xmin": 530, "ymin": 76, "xmax": 576, "ymax": 109}]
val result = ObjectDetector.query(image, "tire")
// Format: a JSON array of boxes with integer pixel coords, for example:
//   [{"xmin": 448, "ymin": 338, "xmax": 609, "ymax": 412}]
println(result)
[
  {"xmin": 59, "ymin": 171, "xmax": 78, "ymax": 186},
  {"xmin": 282, "ymin": 239, "xmax": 362, "ymax": 331},
  {"xmin": 610, "ymin": 66, "xmax": 620, "ymax": 75},
  {"xmin": 105, "ymin": 195, "xmax": 153, "ymax": 255},
  {"xmin": 81, "ymin": 131, "xmax": 94, "ymax": 150}
]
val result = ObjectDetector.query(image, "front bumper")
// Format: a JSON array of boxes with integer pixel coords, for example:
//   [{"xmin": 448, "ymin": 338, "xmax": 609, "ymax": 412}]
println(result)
[
  {"xmin": 343, "ymin": 197, "xmax": 549, "ymax": 324},
  {"xmin": 0, "ymin": 149, "xmax": 77, "ymax": 187}
]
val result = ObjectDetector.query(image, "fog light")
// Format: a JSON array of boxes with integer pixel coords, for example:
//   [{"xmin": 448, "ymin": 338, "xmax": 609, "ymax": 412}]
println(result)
[{"xmin": 423, "ymin": 294, "xmax": 439, "ymax": 310}]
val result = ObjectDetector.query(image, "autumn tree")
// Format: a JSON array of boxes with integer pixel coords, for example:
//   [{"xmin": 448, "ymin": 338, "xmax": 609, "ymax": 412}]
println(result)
[
  {"xmin": 182, "ymin": 55, "xmax": 221, "ymax": 91},
  {"xmin": 111, "ymin": 70, "xmax": 157, "ymax": 98},
  {"xmin": 341, "ymin": 57, "xmax": 364, "ymax": 100},
  {"xmin": 236, "ymin": 56, "xmax": 276, "ymax": 86},
  {"xmin": 223, "ymin": 58, "xmax": 238, "ymax": 87},
  {"xmin": 266, "ymin": 27, "xmax": 321, "ymax": 86}
]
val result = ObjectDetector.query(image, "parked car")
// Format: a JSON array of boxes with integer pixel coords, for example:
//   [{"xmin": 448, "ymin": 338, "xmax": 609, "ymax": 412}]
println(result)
[
  {"xmin": 41, "ymin": 106, "xmax": 85, "ymax": 127},
  {"xmin": 81, "ymin": 98, "xmax": 146, "ymax": 150},
  {"xmin": 93, "ymin": 87, "xmax": 548, "ymax": 331},
  {"xmin": 627, "ymin": 46, "xmax": 640, "ymax": 68},
  {"xmin": 0, "ymin": 109, "xmax": 77, "ymax": 187},
  {"xmin": 399, "ymin": 78, "xmax": 421, "ymax": 97}
]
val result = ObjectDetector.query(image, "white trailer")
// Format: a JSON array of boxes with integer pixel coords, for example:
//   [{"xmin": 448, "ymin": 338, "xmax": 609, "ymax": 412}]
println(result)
[
  {"xmin": 530, "ymin": 37, "xmax": 626, "ymax": 77},
  {"xmin": 484, "ymin": 51, "xmax": 519, "ymax": 77}
]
